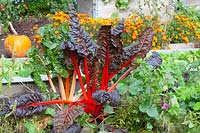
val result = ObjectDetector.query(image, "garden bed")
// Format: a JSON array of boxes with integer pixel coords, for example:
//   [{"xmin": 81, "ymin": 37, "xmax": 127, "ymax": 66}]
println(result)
[
  {"xmin": 0, "ymin": 1, "xmax": 200, "ymax": 132},
  {"xmin": 0, "ymin": 48, "xmax": 199, "ymax": 132}
]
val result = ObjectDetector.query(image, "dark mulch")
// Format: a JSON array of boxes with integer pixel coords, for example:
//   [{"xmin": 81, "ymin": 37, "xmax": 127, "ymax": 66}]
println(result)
[
  {"xmin": 0, "ymin": 17, "xmax": 49, "ymax": 57},
  {"xmin": 12, "ymin": 17, "xmax": 49, "ymax": 43}
]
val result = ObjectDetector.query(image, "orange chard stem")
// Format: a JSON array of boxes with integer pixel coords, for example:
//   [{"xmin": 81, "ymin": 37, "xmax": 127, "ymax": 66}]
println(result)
[
  {"xmin": 46, "ymin": 71, "xmax": 57, "ymax": 93},
  {"xmin": 69, "ymin": 69, "xmax": 77, "ymax": 101},
  {"xmin": 58, "ymin": 74, "xmax": 67, "ymax": 100},
  {"xmin": 65, "ymin": 69, "xmax": 71, "ymax": 99}
]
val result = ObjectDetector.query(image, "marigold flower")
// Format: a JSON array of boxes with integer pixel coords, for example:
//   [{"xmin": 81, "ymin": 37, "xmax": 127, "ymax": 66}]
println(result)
[
  {"xmin": 34, "ymin": 34, "xmax": 42, "ymax": 44},
  {"xmin": 130, "ymin": 14, "xmax": 137, "ymax": 19},
  {"xmin": 132, "ymin": 35, "xmax": 137, "ymax": 41},
  {"xmin": 162, "ymin": 35, "xmax": 167, "ymax": 41},
  {"xmin": 53, "ymin": 22, "xmax": 59, "ymax": 27},
  {"xmin": 186, "ymin": 32, "xmax": 190, "ymax": 35},
  {"xmin": 153, "ymin": 36, "xmax": 158, "ymax": 43},
  {"xmin": 89, "ymin": 32, "xmax": 94, "ymax": 37},
  {"xmin": 152, "ymin": 42, "xmax": 156, "ymax": 47},
  {"xmin": 181, "ymin": 36, "xmax": 189, "ymax": 43},
  {"xmin": 54, "ymin": 30, "xmax": 59, "ymax": 36},
  {"xmin": 32, "ymin": 25, "xmax": 38, "ymax": 31}
]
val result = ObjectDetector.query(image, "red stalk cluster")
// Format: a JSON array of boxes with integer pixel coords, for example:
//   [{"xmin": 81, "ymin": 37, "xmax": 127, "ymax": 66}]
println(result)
[{"xmin": 16, "ymin": 4, "xmax": 153, "ymax": 118}]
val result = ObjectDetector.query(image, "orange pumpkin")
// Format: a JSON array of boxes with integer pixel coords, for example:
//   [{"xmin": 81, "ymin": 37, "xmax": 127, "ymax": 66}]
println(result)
[{"xmin": 4, "ymin": 35, "xmax": 32, "ymax": 57}]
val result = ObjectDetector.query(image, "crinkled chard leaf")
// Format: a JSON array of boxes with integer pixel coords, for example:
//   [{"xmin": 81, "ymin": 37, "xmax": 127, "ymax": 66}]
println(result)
[
  {"xmin": 97, "ymin": 19, "xmax": 127, "ymax": 72},
  {"xmin": 130, "ymin": 27, "xmax": 154, "ymax": 69},
  {"xmin": 96, "ymin": 20, "xmax": 152, "ymax": 73},
  {"xmin": 59, "ymin": 4, "xmax": 98, "ymax": 59},
  {"xmin": 53, "ymin": 105, "xmax": 84, "ymax": 133},
  {"xmin": 63, "ymin": 122, "xmax": 82, "ymax": 133},
  {"xmin": 0, "ymin": 91, "xmax": 46, "ymax": 117},
  {"xmin": 92, "ymin": 90, "xmax": 111, "ymax": 104},
  {"xmin": 109, "ymin": 90, "xmax": 121, "ymax": 107},
  {"xmin": 92, "ymin": 90, "xmax": 120, "ymax": 107},
  {"xmin": 146, "ymin": 51, "xmax": 162, "ymax": 69},
  {"xmin": 14, "ymin": 106, "xmax": 46, "ymax": 117}
]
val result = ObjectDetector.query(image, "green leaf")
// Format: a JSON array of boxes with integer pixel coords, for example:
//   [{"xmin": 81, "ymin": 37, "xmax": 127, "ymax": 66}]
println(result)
[
  {"xmin": 193, "ymin": 102, "xmax": 200, "ymax": 111},
  {"xmin": 111, "ymin": 12, "xmax": 119, "ymax": 18},
  {"xmin": 61, "ymin": 24, "xmax": 69, "ymax": 34},
  {"xmin": 37, "ymin": 26, "xmax": 46, "ymax": 37},
  {"xmin": 25, "ymin": 122, "xmax": 38, "ymax": 133},
  {"xmin": 139, "ymin": 104, "xmax": 148, "ymax": 112},
  {"xmin": 169, "ymin": 95, "xmax": 179, "ymax": 116},
  {"xmin": 104, "ymin": 104, "xmax": 114, "ymax": 114},
  {"xmin": 146, "ymin": 122, "xmax": 153, "ymax": 130},
  {"xmin": 129, "ymin": 78, "xmax": 143, "ymax": 95},
  {"xmin": 47, "ymin": 120, "xmax": 53, "ymax": 126},
  {"xmin": 116, "ymin": 82, "xmax": 128, "ymax": 95},
  {"xmin": 146, "ymin": 107, "xmax": 159, "ymax": 120},
  {"xmin": 45, "ymin": 107, "xmax": 56, "ymax": 116}
]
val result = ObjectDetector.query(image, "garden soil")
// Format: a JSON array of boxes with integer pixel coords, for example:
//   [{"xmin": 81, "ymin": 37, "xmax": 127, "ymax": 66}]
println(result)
[{"xmin": 0, "ymin": 18, "xmax": 49, "ymax": 57}]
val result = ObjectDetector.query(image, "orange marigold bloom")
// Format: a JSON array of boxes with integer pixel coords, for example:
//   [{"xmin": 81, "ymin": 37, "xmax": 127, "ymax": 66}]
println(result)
[
  {"xmin": 162, "ymin": 35, "xmax": 167, "ymax": 41},
  {"xmin": 132, "ymin": 35, "xmax": 137, "ymax": 41},
  {"xmin": 89, "ymin": 32, "xmax": 94, "ymax": 37},
  {"xmin": 32, "ymin": 25, "xmax": 38, "ymax": 31},
  {"xmin": 53, "ymin": 22, "xmax": 59, "ymax": 27},
  {"xmin": 34, "ymin": 34, "xmax": 42, "ymax": 43},
  {"xmin": 181, "ymin": 36, "xmax": 189, "ymax": 43}
]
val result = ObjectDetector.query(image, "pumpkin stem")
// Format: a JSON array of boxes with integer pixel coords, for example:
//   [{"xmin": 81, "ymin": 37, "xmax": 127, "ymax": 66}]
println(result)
[{"xmin": 8, "ymin": 22, "xmax": 18, "ymax": 35}]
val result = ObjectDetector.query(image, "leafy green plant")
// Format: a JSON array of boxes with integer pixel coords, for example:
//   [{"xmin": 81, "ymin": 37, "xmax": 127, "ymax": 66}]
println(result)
[
  {"xmin": 0, "ymin": 55, "xmax": 32, "ymax": 90},
  {"xmin": 29, "ymin": 16, "xmax": 69, "ymax": 96},
  {"xmin": 0, "ymin": 3, "xmax": 153, "ymax": 132},
  {"xmin": 102, "ymin": 0, "xmax": 130, "ymax": 10},
  {"xmin": 115, "ymin": 0, "xmax": 130, "ymax": 10},
  {"xmin": 109, "ymin": 49, "xmax": 200, "ymax": 132},
  {"xmin": 25, "ymin": 121, "xmax": 45, "ymax": 133},
  {"xmin": 0, "ymin": 0, "xmax": 77, "ymax": 33}
]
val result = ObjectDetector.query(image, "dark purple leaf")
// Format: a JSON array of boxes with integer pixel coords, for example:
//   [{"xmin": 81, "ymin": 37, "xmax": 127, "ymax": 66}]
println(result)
[
  {"xmin": 14, "ymin": 105, "xmax": 46, "ymax": 117},
  {"xmin": 130, "ymin": 27, "xmax": 154, "ymax": 69},
  {"xmin": 92, "ymin": 90, "xmax": 121, "ymax": 107},
  {"xmin": 111, "ymin": 18, "xmax": 125, "ymax": 47},
  {"xmin": 53, "ymin": 105, "xmax": 83, "ymax": 133},
  {"xmin": 92, "ymin": 90, "xmax": 110, "ymax": 104},
  {"xmin": 63, "ymin": 122, "xmax": 82, "ymax": 133},
  {"xmin": 146, "ymin": 51, "xmax": 162, "ymax": 69},
  {"xmin": 59, "ymin": 4, "xmax": 98, "ymax": 59},
  {"xmin": 109, "ymin": 90, "xmax": 121, "ymax": 107},
  {"xmin": 0, "ymin": 91, "xmax": 46, "ymax": 117}
]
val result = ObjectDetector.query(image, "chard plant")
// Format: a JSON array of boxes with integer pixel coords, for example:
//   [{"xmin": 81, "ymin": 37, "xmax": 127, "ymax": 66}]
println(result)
[{"xmin": 0, "ymin": 3, "xmax": 154, "ymax": 132}]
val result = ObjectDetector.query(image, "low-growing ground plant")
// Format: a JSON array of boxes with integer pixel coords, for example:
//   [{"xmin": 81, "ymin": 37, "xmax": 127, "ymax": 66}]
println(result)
[{"xmin": 107, "ymin": 50, "xmax": 200, "ymax": 132}]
